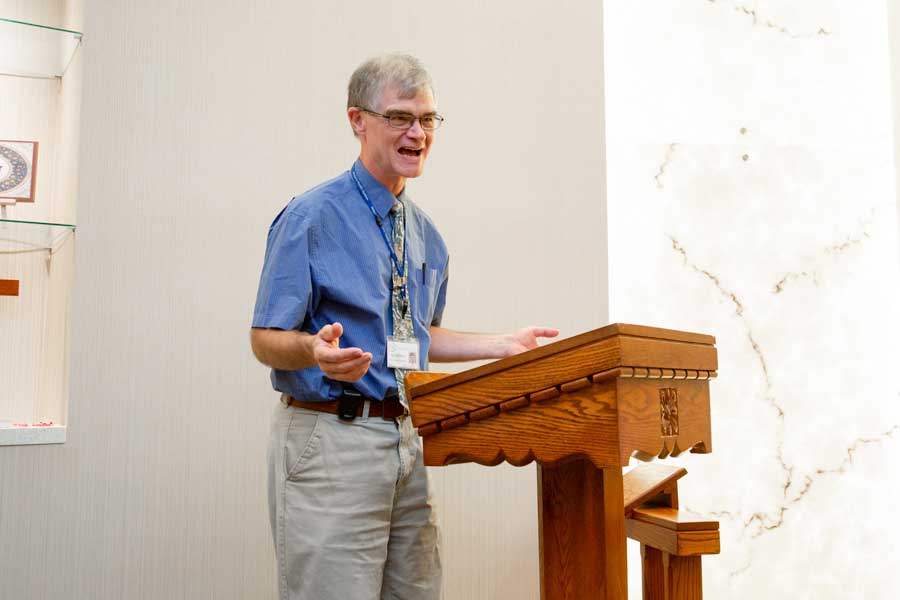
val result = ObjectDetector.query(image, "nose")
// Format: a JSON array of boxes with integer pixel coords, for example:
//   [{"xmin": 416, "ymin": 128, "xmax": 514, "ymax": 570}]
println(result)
[{"xmin": 406, "ymin": 118, "xmax": 426, "ymax": 140}]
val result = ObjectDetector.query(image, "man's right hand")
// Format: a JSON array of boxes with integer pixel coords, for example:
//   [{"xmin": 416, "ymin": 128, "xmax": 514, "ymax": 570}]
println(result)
[{"xmin": 311, "ymin": 322, "xmax": 372, "ymax": 382}]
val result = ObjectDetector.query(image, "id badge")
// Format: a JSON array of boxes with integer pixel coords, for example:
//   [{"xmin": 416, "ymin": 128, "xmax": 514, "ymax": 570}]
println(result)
[{"xmin": 387, "ymin": 336, "xmax": 420, "ymax": 370}]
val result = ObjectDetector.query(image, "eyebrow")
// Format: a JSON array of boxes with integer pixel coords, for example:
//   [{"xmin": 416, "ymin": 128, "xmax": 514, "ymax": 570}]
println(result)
[{"xmin": 384, "ymin": 109, "xmax": 438, "ymax": 117}]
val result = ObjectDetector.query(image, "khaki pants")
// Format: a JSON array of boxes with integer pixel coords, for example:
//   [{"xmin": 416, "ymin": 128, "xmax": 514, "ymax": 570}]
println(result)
[{"xmin": 268, "ymin": 400, "xmax": 441, "ymax": 600}]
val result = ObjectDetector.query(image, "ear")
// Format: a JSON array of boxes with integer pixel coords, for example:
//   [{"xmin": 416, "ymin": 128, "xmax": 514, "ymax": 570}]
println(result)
[{"xmin": 348, "ymin": 107, "xmax": 366, "ymax": 136}]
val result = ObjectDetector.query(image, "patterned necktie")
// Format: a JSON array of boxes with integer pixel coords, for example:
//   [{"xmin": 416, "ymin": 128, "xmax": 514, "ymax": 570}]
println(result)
[{"xmin": 391, "ymin": 197, "xmax": 414, "ymax": 409}]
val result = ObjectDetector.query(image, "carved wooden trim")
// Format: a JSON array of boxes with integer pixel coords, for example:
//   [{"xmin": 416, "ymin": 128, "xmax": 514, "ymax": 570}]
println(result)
[
  {"xmin": 659, "ymin": 388, "xmax": 679, "ymax": 437},
  {"xmin": 410, "ymin": 324, "xmax": 716, "ymax": 399},
  {"xmin": 619, "ymin": 367, "xmax": 717, "ymax": 380},
  {"xmin": 416, "ymin": 367, "xmax": 716, "ymax": 438},
  {"xmin": 420, "ymin": 373, "xmax": 613, "ymax": 438}
]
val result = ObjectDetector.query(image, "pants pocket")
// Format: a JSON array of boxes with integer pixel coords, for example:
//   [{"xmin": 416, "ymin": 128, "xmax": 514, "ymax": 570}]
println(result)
[{"xmin": 284, "ymin": 409, "xmax": 320, "ymax": 479}]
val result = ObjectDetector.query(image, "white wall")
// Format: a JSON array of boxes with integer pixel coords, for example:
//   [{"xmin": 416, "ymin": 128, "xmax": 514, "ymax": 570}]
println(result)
[
  {"xmin": 0, "ymin": 1, "xmax": 607, "ymax": 598},
  {"xmin": 890, "ymin": 0, "xmax": 900, "ymax": 261}
]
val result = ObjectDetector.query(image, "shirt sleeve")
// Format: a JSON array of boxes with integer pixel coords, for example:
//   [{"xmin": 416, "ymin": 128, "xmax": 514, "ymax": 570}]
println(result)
[
  {"xmin": 252, "ymin": 208, "xmax": 314, "ymax": 331},
  {"xmin": 431, "ymin": 255, "xmax": 449, "ymax": 326}
]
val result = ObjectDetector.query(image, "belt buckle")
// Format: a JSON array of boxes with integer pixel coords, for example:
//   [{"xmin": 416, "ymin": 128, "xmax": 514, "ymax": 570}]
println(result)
[{"xmin": 337, "ymin": 388, "xmax": 363, "ymax": 421}]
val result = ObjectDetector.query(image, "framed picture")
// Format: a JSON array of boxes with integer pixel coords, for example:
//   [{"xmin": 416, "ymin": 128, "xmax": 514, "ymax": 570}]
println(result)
[{"xmin": 0, "ymin": 140, "xmax": 39, "ymax": 203}]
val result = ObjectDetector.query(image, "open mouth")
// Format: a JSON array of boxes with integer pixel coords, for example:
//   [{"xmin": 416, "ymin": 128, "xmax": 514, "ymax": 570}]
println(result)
[{"xmin": 398, "ymin": 147, "xmax": 423, "ymax": 157}]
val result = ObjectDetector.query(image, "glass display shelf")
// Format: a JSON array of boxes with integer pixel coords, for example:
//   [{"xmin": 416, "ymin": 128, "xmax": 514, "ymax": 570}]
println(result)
[
  {"xmin": 0, "ymin": 422, "xmax": 66, "ymax": 446},
  {"xmin": 0, "ymin": 218, "xmax": 76, "ymax": 251},
  {"xmin": 0, "ymin": 17, "xmax": 82, "ymax": 78}
]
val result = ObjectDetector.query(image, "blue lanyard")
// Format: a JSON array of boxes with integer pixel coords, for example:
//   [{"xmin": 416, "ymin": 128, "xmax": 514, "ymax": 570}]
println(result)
[{"xmin": 350, "ymin": 165, "xmax": 407, "ymax": 298}]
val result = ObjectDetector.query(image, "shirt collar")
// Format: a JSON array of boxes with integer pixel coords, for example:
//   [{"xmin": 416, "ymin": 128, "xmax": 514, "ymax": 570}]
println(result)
[{"xmin": 351, "ymin": 158, "xmax": 397, "ymax": 220}]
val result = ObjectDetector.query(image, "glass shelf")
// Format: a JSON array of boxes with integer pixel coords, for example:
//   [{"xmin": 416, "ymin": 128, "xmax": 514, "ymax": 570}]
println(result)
[
  {"xmin": 0, "ymin": 218, "xmax": 76, "ymax": 251},
  {"xmin": 0, "ymin": 17, "xmax": 82, "ymax": 78}
]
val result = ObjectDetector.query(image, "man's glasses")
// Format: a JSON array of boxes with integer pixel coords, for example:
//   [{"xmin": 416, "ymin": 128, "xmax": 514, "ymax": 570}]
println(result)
[{"xmin": 360, "ymin": 108, "xmax": 445, "ymax": 131}]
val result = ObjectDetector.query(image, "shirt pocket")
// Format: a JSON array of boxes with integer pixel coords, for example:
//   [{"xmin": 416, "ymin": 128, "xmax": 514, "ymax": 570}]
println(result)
[{"xmin": 412, "ymin": 265, "xmax": 439, "ymax": 325}]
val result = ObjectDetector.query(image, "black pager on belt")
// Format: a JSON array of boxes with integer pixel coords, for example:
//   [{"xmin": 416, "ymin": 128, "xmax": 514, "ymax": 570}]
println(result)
[{"xmin": 337, "ymin": 385, "xmax": 363, "ymax": 421}]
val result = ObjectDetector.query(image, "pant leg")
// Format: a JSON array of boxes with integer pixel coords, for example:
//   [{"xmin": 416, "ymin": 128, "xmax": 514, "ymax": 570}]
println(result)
[
  {"xmin": 380, "ymin": 416, "xmax": 442, "ymax": 600},
  {"xmin": 268, "ymin": 402, "xmax": 403, "ymax": 600}
]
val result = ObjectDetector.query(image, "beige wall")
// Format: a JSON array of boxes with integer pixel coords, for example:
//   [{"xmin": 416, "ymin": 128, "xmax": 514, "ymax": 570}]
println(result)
[{"xmin": 0, "ymin": 1, "xmax": 607, "ymax": 598}]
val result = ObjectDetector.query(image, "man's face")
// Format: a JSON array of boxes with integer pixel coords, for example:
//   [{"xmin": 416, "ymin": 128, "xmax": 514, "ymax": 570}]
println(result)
[{"xmin": 357, "ymin": 85, "xmax": 436, "ymax": 184}]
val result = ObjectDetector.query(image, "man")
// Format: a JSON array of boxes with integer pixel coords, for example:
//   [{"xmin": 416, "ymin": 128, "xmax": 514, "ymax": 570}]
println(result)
[{"xmin": 250, "ymin": 53, "xmax": 557, "ymax": 600}]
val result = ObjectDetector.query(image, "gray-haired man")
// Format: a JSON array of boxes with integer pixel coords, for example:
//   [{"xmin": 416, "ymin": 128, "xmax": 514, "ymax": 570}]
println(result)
[{"xmin": 251, "ymin": 53, "xmax": 557, "ymax": 600}]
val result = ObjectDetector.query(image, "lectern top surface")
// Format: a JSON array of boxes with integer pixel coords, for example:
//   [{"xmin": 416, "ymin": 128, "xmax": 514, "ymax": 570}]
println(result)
[{"xmin": 410, "ymin": 323, "xmax": 716, "ymax": 398}]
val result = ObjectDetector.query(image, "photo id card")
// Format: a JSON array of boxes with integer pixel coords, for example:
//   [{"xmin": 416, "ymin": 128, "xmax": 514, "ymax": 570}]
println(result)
[{"xmin": 387, "ymin": 336, "xmax": 420, "ymax": 370}]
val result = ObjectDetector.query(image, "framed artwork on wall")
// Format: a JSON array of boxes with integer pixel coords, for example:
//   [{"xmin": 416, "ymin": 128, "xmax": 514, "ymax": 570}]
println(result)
[{"xmin": 0, "ymin": 140, "xmax": 39, "ymax": 203}]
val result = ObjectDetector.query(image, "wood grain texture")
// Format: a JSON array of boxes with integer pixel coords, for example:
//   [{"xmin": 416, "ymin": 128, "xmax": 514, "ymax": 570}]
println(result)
[
  {"xmin": 617, "ymin": 379, "xmax": 712, "ymax": 460},
  {"xmin": 642, "ymin": 545, "xmax": 667, "ymax": 600},
  {"xmin": 404, "ymin": 371, "xmax": 451, "ymax": 388},
  {"xmin": 421, "ymin": 382, "xmax": 621, "ymax": 468},
  {"xmin": 416, "ymin": 343, "xmax": 714, "ymax": 468},
  {"xmin": 641, "ymin": 548, "xmax": 704, "ymax": 600},
  {"xmin": 538, "ymin": 461, "xmax": 627, "ymax": 600},
  {"xmin": 412, "ymin": 324, "xmax": 713, "ymax": 397},
  {"xmin": 412, "ymin": 336, "xmax": 622, "ymax": 424},
  {"xmin": 666, "ymin": 555, "xmax": 704, "ymax": 600},
  {"xmin": 623, "ymin": 464, "xmax": 687, "ymax": 514},
  {"xmin": 409, "ymin": 325, "xmax": 718, "ymax": 426},
  {"xmin": 618, "ymin": 337, "xmax": 717, "ymax": 372},
  {"xmin": 0, "ymin": 279, "xmax": 20, "ymax": 296},
  {"xmin": 625, "ymin": 519, "xmax": 720, "ymax": 556},
  {"xmin": 633, "ymin": 507, "xmax": 718, "ymax": 532},
  {"xmin": 499, "ymin": 396, "xmax": 529, "ymax": 412}
]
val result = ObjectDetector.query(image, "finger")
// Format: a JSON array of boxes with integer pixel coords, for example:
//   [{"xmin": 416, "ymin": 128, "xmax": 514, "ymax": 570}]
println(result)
[
  {"xmin": 343, "ymin": 360, "xmax": 372, "ymax": 382},
  {"xmin": 331, "ymin": 364, "xmax": 370, "ymax": 383},
  {"xmin": 326, "ymin": 354, "xmax": 372, "ymax": 375},
  {"xmin": 533, "ymin": 327, "xmax": 560, "ymax": 339},
  {"xmin": 324, "ymin": 352, "xmax": 371, "ymax": 371},
  {"xmin": 317, "ymin": 346, "xmax": 364, "ymax": 364},
  {"xmin": 326, "ymin": 355, "xmax": 372, "ymax": 378},
  {"xmin": 318, "ymin": 322, "xmax": 343, "ymax": 344},
  {"xmin": 331, "ymin": 364, "xmax": 372, "ymax": 382}
]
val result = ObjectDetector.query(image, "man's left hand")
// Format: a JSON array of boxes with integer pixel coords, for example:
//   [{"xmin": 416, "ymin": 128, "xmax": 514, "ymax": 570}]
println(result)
[{"xmin": 504, "ymin": 327, "xmax": 560, "ymax": 356}]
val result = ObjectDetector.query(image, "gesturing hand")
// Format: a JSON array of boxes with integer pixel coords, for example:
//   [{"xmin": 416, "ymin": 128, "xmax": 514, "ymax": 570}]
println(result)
[
  {"xmin": 505, "ymin": 326, "xmax": 560, "ymax": 357},
  {"xmin": 312, "ymin": 322, "xmax": 372, "ymax": 382}
]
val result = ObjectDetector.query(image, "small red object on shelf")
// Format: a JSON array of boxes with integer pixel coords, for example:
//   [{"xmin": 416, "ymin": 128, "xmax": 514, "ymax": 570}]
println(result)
[{"xmin": 0, "ymin": 279, "xmax": 20, "ymax": 297}]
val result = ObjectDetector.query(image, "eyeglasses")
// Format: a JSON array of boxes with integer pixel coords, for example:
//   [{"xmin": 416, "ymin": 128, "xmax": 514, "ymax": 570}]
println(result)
[{"xmin": 359, "ymin": 108, "xmax": 445, "ymax": 131}]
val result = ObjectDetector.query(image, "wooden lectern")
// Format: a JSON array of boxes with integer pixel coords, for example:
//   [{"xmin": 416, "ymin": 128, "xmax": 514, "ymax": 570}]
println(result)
[{"xmin": 406, "ymin": 323, "xmax": 718, "ymax": 599}]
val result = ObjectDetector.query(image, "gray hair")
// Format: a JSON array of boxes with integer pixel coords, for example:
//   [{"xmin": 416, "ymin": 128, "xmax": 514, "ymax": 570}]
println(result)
[{"xmin": 347, "ymin": 53, "xmax": 435, "ymax": 111}]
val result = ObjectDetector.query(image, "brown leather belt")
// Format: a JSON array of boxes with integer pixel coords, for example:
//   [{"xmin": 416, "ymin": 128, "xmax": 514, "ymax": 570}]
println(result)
[{"xmin": 284, "ymin": 395, "xmax": 406, "ymax": 419}]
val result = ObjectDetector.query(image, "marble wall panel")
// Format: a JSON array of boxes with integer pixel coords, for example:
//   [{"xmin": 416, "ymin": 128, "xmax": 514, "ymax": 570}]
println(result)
[{"xmin": 605, "ymin": 1, "xmax": 900, "ymax": 597}]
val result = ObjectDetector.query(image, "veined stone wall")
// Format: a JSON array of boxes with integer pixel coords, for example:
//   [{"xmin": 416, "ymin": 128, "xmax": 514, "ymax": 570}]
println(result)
[{"xmin": 604, "ymin": 2, "xmax": 900, "ymax": 597}]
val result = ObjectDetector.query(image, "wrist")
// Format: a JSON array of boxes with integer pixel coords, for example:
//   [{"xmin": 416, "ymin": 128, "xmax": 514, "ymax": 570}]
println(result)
[
  {"xmin": 497, "ymin": 334, "xmax": 517, "ymax": 358},
  {"xmin": 299, "ymin": 331, "xmax": 320, "ymax": 367}
]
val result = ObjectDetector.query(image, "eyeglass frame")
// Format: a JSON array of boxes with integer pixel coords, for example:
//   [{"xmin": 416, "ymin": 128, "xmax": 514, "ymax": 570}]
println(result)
[{"xmin": 357, "ymin": 108, "xmax": 445, "ymax": 131}]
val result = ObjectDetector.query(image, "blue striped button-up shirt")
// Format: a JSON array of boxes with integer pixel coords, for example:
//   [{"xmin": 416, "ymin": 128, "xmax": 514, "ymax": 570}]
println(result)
[{"xmin": 252, "ymin": 159, "xmax": 450, "ymax": 401}]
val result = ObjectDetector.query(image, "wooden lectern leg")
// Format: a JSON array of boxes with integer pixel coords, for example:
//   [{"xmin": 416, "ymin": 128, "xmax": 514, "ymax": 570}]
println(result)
[
  {"xmin": 641, "ymin": 545, "xmax": 666, "ymax": 600},
  {"xmin": 538, "ymin": 459, "xmax": 627, "ymax": 600},
  {"xmin": 641, "ymin": 545, "xmax": 703, "ymax": 600}
]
